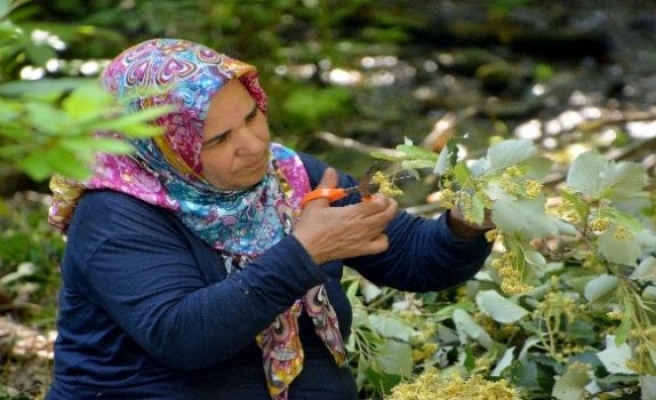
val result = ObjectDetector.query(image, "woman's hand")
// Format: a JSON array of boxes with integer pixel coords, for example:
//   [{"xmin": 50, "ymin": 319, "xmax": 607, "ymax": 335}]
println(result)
[
  {"xmin": 447, "ymin": 206, "xmax": 495, "ymax": 239},
  {"xmin": 293, "ymin": 168, "xmax": 398, "ymax": 265}
]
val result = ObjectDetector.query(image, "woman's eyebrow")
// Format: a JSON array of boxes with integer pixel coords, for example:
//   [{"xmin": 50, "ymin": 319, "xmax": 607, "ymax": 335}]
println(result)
[
  {"xmin": 245, "ymin": 103, "xmax": 258, "ymax": 120},
  {"xmin": 201, "ymin": 103, "xmax": 259, "ymax": 148}
]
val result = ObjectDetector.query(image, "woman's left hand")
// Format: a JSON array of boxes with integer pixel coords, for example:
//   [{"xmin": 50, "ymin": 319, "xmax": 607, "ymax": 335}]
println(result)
[{"xmin": 447, "ymin": 207, "xmax": 495, "ymax": 239}]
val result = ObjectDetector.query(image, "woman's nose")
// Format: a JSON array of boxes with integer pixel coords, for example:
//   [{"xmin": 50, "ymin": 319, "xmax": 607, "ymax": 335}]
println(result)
[{"xmin": 234, "ymin": 125, "xmax": 267, "ymax": 155}]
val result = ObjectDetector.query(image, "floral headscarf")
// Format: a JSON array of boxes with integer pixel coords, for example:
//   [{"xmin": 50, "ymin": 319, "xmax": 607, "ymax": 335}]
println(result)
[{"xmin": 48, "ymin": 38, "xmax": 345, "ymax": 400}]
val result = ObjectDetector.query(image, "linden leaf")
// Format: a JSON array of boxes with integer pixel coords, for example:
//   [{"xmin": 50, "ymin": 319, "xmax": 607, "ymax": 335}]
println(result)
[
  {"xmin": 491, "ymin": 195, "xmax": 559, "ymax": 239},
  {"xmin": 552, "ymin": 368, "xmax": 590, "ymax": 400},
  {"xmin": 583, "ymin": 274, "xmax": 618, "ymax": 303},
  {"xmin": 487, "ymin": 138, "xmax": 537, "ymax": 170},
  {"xmin": 476, "ymin": 290, "xmax": 529, "ymax": 323},
  {"xmin": 395, "ymin": 144, "xmax": 438, "ymax": 161},
  {"xmin": 598, "ymin": 227, "xmax": 642, "ymax": 266},
  {"xmin": 433, "ymin": 145, "xmax": 452, "ymax": 175},
  {"xmin": 567, "ymin": 150, "xmax": 647, "ymax": 201},
  {"xmin": 631, "ymin": 256, "xmax": 656, "ymax": 283},
  {"xmin": 599, "ymin": 161, "xmax": 647, "ymax": 201},
  {"xmin": 369, "ymin": 315, "xmax": 415, "ymax": 342},
  {"xmin": 468, "ymin": 157, "xmax": 492, "ymax": 178},
  {"xmin": 491, "ymin": 347, "xmax": 515, "ymax": 377},
  {"xmin": 596, "ymin": 335, "xmax": 635, "ymax": 375},
  {"xmin": 374, "ymin": 341, "xmax": 413, "ymax": 377},
  {"xmin": 452, "ymin": 309, "xmax": 494, "ymax": 350},
  {"xmin": 566, "ymin": 150, "xmax": 605, "ymax": 198},
  {"xmin": 520, "ymin": 155, "xmax": 553, "ymax": 180},
  {"xmin": 640, "ymin": 376, "xmax": 656, "ymax": 400}
]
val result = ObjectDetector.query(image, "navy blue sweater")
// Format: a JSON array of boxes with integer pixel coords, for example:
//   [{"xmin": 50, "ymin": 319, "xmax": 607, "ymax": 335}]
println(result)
[{"xmin": 46, "ymin": 154, "xmax": 491, "ymax": 399}]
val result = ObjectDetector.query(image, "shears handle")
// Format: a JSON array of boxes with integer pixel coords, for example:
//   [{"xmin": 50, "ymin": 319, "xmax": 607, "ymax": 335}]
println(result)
[
  {"xmin": 300, "ymin": 188, "xmax": 347, "ymax": 208},
  {"xmin": 300, "ymin": 188, "xmax": 372, "ymax": 208}
]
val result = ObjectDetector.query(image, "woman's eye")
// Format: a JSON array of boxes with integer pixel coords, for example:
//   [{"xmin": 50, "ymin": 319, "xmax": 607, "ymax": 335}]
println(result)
[{"xmin": 202, "ymin": 134, "xmax": 227, "ymax": 149}]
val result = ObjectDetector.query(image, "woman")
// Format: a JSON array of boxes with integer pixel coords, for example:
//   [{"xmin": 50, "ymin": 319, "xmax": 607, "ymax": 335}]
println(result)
[{"xmin": 46, "ymin": 38, "xmax": 492, "ymax": 400}]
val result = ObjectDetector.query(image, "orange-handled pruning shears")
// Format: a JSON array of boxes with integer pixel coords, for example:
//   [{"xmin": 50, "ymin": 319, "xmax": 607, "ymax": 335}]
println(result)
[{"xmin": 300, "ymin": 168, "xmax": 375, "ymax": 208}]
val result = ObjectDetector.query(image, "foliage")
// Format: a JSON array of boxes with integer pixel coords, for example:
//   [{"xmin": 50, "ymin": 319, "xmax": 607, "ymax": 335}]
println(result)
[
  {"xmin": 343, "ymin": 138, "xmax": 656, "ymax": 399},
  {"xmin": 0, "ymin": 193, "xmax": 64, "ymax": 323},
  {"xmin": 0, "ymin": 1, "xmax": 172, "ymax": 182},
  {"xmin": 0, "ymin": 80, "xmax": 171, "ymax": 181}
]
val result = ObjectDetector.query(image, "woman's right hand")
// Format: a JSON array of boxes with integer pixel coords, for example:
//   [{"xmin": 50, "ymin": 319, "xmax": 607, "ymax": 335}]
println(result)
[{"xmin": 293, "ymin": 168, "xmax": 398, "ymax": 265}]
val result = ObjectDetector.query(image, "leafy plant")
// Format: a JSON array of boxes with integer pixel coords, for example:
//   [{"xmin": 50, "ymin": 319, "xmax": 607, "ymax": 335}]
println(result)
[
  {"xmin": 0, "ymin": 81, "xmax": 172, "ymax": 181},
  {"xmin": 349, "ymin": 137, "xmax": 656, "ymax": 399}
]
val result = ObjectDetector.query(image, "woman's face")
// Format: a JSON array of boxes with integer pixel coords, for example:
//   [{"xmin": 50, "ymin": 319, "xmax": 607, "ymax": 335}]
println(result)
[{"xmin": 200, "ymin": 79, "xmax": 271, "ymax": 191}]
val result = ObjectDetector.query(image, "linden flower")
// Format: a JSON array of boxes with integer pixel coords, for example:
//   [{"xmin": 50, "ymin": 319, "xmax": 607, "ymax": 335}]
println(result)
[
  {"xmin": 524, "ymin": 179, "xmax": 543, "ymax": 199},
  {"xmin": 505, "ymin": 165, "xmax": 524, "ymax": 177},
  {"xmin": 589, "ymin": 217, "xmax": 610, "ymax": 232},
  {"xmin": 613, "ymin": 225, "xmax": 633, "ymax": 240},
  {"xmin": 387, "ymin": 369, "xmax": 521, "ymax": 400},
  {"xmin": 371, "ymin": 171, "xmax": 405, "ymax": 197},
  {"xmin": 499, "ymin": 175, "xmax": 520, "ymax": 194},
  {"xmin": 484, "ymin": 229, "xmax": 499, "ymax": 242},
  {"xmin": 606, "ymin": 310, "xmax": 624, "ymax": 320},
  {"xmin": 437, "ymin": 188, "xmax": 457, "ymax": 208}
]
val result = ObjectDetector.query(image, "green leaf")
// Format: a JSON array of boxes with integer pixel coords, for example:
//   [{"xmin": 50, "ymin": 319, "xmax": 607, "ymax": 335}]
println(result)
[
  {"xmin": 468, "ymin": 158, "xmax": 492, "ymax": 178},
  {"xmin": 0, "ymin": 0, "xmax": 9, "ymax": 14},
  {"xmin": 523, "ymin": 249, "xmax": 547, "ymax": 267},
  {"xmin": 95, "ymin": 106, "xmax": 172, "ymax": 138},
  {"xmin": 17, "ymin": 151, "xmax": 52, "ymax": 181},
  {"xmin": 400, "ymin": 159, "xmax": 435, "ymax": 170},
  {"xmin": 452, "ymin": 309, "xmax": 494, "ymax": 349},
  {"xmin": 566, "ymin": 150, "xmax": 606, "ymax": 198},
  {"xmin": 487, "ymin": 139, "xmax": 537, "ymax": 170},
  {"xmin": 559, "ymin": 190, "xmax": 588, "ymax": 221},
  {"xmin": 606, "ymin": 208, "xmax": 644, "ymax": 232},
  {"xmin": 369, "ymin": 315, "xmax": 416, "ymax": 342},
  {"xmin": 491, "ymin": 346, "xmax": 515, "ymax": 376},
  {"xmin": 359, "ymin": 279, "xmax": 383, "ymax": 302},
  {"xmin": 369, "ymin": 149, "xmax": 405, "ymax": 162},
  {"xmin": 62, "ymin": 83, "xmax": 113, "ymax": 120},
  {"xmin": 630, "ymin": 256, "xmax": 656, "ymax": 283},
  {"xmin": 598, "ymin": 226, "xmax": 642, "ymax": 266},
  {"xmin": 395, "ymin": 144, "xmax": 438, "ymax": 161},
  {"xmin": 453, "ymin": 162, "xmax": 472, "ymax": 186},
  {"xmin": 552, "ymin": 367, "xmax": 590, "ymax": 400},
  {"xmin": 24, "ymin": 41, "xmax": 57, "ymax": 66},
  {"xmin": 0, "ymin": 78, "xmax": 92, "ymax": 97},
  {"xmin": 583, "ymin": 274, "xmax": 617, "ymax": 303},
  {"xmin": 476, "ymin": 290, "xmax": 529, "ymax": 323},
  {"xmin": 521, "ymin": 155, "xmax": 553, "ymax": 180},
  {"xmin": 566, "ymin": 150, "xmax": 647, "ymax": 201},
  {"xmin": 467, "ymin": 191, "xmax": 486, "ymax": 225},
  {"xmin": 24, "ymin": 102, "xmax": 69, "ymax": 135},
  {"xmin": 90, "ymin": 138, "xmax": 134, "ymax": 154},
  {"xmin": 598, "ymin": 160, "xmax": 647, "ymax": 201},
  {"xmin": 596, "ymin": 335, "xmax": 635, "ymax": 375},
  {"xmin": 640, "ymin": 376, "xmax": 656, "ymax": 400},
  {"xmin": 362, "ymin": 367, "xmax": 402, "ymax": 396},
  {"xmin": 374, "ymin": 340, "xmax": 413, "ymax": 377},
  {"xmin": 433, "ymin": 145, "xmax": 452, "ymax": 175},
  {"xmin": 492, "ymin": 195, "xmax": 559, "ymax": 238},
  {"xmin": 615, "ymin": 312, "xmax": 632, "ymax": 345}
]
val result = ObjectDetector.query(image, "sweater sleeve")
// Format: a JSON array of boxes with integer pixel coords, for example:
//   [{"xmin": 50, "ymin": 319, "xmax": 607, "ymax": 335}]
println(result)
[
  {"xmin": 66, "ymin": 191, "xmax": 326, "ymax": 370},
  {"xmin": 298, "ymin": 153, "xmax": 492, "ymax": 292}
]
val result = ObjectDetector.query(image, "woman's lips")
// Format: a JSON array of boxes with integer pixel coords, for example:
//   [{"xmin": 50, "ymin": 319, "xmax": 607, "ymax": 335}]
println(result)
[{"xmin": 244, "ymin": 157, "xmax": 268, "ymax": 172}]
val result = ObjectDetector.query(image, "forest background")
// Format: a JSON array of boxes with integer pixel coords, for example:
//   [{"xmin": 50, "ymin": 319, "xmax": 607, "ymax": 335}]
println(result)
[{"xmin": 2, "ymin": 0, "xmax": 656, "ymax": 399}]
